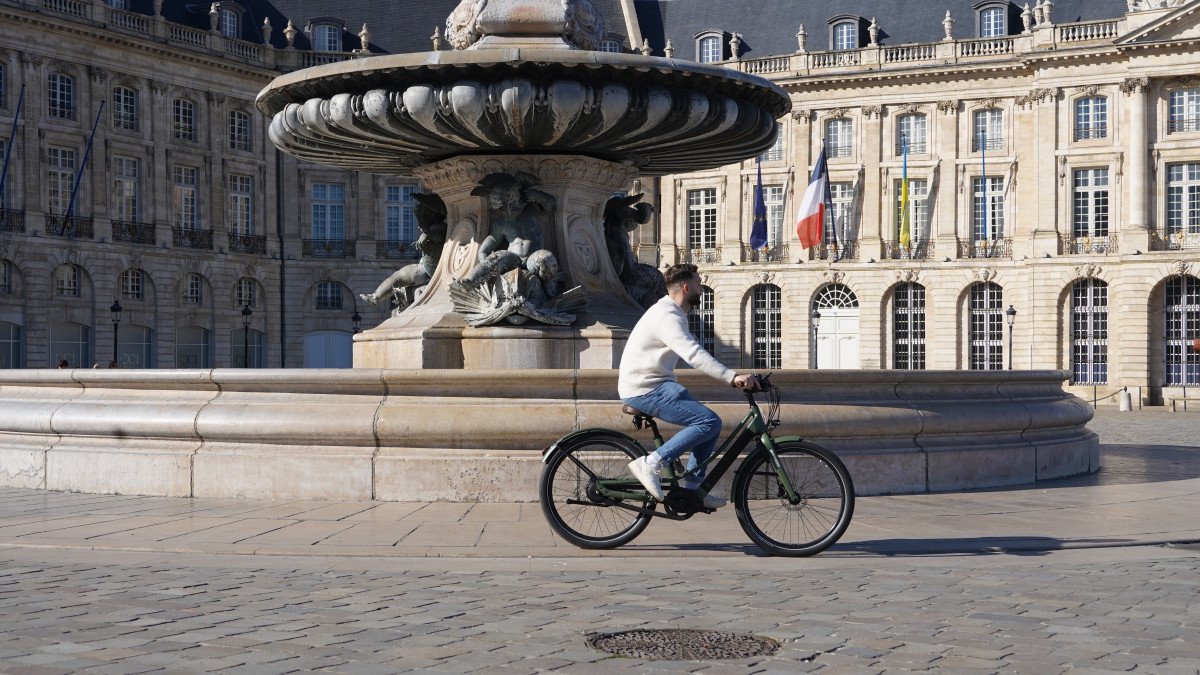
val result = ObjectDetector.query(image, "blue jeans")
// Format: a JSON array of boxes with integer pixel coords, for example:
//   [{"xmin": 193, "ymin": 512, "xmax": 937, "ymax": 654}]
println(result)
[{"xmin": 622, "ymin": 381, "xmax": 722, "ymax": 487}]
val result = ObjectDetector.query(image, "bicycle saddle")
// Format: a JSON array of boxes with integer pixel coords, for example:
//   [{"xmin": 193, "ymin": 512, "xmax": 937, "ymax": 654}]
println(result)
[{"xmin": 621, "ymin": 404, "xmax": 651, "ymax": 418}]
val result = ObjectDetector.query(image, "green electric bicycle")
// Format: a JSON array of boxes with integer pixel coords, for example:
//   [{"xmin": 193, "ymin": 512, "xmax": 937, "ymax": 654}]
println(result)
[{"xmin": 538, "ymin": 374, "xmax": 855, "ymax": 557}]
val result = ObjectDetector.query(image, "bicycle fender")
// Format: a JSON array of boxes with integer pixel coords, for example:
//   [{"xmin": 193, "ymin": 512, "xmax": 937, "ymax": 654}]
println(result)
[{"xmin": 541, "ymin": 428, "xmax": 644, "ymax": 463}]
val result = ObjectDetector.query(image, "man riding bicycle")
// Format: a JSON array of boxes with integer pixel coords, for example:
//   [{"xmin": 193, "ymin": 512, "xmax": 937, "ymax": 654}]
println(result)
[{"xmin": 619, "ymin": 263, "xmax": 761, "ymax": 507}]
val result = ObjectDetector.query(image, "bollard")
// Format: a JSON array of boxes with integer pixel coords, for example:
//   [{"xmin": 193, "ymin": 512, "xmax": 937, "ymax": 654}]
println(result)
[{"xmin": 1119, "ymin": 388, "xmax": 1132, "ymax": 411}]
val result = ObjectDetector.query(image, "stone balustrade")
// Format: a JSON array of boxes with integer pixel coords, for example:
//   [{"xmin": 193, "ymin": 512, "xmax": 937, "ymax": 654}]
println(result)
[{"xmin": 0, "ymin": 369, "xmax": 1096, "ymax": 502}]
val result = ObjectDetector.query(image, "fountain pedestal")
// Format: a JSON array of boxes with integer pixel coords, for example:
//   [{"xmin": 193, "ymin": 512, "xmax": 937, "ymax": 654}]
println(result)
[{"xmin": 352, "ymin": 155, "xmax": 647, "ymax": 369}]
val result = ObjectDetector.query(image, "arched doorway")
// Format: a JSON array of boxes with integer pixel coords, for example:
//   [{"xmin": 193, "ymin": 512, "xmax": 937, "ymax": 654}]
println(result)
[
  {"xmin": 814, "ymin": 284, "xmax": 859, "ymax": 369},
  {"xmin": 304, "ymin": 330, "xmax": 353, "ymax": 368}
]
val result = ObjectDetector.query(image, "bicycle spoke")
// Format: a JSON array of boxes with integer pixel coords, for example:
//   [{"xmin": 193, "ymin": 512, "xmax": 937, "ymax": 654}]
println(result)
[{"xmin": 541, "ymin": 438, "xmax": 653, "ymax": 547}]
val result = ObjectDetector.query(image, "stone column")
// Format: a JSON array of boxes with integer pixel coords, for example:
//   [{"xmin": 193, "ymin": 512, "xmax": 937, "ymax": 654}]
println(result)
[
  {"xmin": 1122, "ymin": 77, "xmax": 1151, "ymax": 253},
  {"xmin": 934, "ymin": 99, "xmax": 960, "ymax": 257},
  {"xmin": 1027, "ymin": 87, "xmax": 1060, "ymax": 258}
]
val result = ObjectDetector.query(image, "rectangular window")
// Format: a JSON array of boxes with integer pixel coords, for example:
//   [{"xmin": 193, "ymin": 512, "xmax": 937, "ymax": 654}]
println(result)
[
  {"xmin": 172, "ymin": 165, "xmax": 198, "ymax": 229},
  {"xmin": 972, "ymin": 109, "xmax": 1004, "ymax": 151},
  {"xmin": 686, "ymin": 188, "xmax": 718, "ymax": 249},
  {"xmin": 219, "ymin": 9, "xmax": 239, "ymax": 39},
  {"xmin": 113, "ymin": 156, "xmax": 139, "ymax": 222},
  {"xmin": 47, "ymin": 74, "xmax": 74, "ymax": 119},
  {"xmin": 833, "ymin": 22, "xmax": 858, "ymax": 50},
  {"xmin": 969, "ymin": 283, "xmax": 1004, "ymax": 371},
  {"xmin": 316, "ymin": 281, "xmax": 343, "ymax": 310},
  {"xmin": 971, "ymin": 176, "xmax": 1005, "ymax": 240},
  {"xmin": 763, "ymin": 184, "xmax": 784, "ymax": 246},
  {"xmin": 698, "ymin": 35, "xmax": 721, "ymax": 63},
  {"xmin": 311, "ymin": 183, "xmax": 346, "ymax": 239},
  {"xmin": 979, "ymin": 7, "xmax": 1005, "ymax": 37},
  {"xmin": 228, "ymin": 174, "xmax": 253, "ymax": 235},
  {"xmin": 236, "ymin": 279, "xmax": 256, "ymax": 308},
  {"xmin": 897, "ymin": 114, "xmax": 927, "ymax": 154},
  {"xmin": 893, "ymin": 284, "xmax": 926, "ymax": 370},
  {"xmin": 825, "ymin": 181, "xmax": 854, "ymax": 242},
  {"xmin": 1072, "ymin": 168, "xmax": 1109, "ymax": 238},
  {"xmin": 228, "ymin": 110, "xmax": 252, "ymax": 151},
  {"xmin": 112, "ymin": 87, "xmax": 137, "ymax": 131},
  {"xmin": 185, "ymin": 274, "xmax": 203, "ymax": 304},
  {"xmin": 56, "ymin": 265, "xmax": 79, "ymax": 296},
  {"xmin": 758, "ymin": 123, "xmax": 784, "ymax": 162},
  {"xmin": 1074, "ymin": 97, "xmax": 1108, "ymax": 141},
  {"xmin": 893, "ymin": 178, "xmax": 929, "ymax": 242},
  {"xmin": 46, "ymin": 147, "xmax": 76, "ymax": 214},
  {"xmin": 385, "ymin": 184, "xmax": 417, "ymax": 241},
  {"xmin": 120, "ymin": 269, "xmax": 142, "ymax": 300},
  {"xmin": 1168, "ymin": 89, "xmax": 1200, "ymax": 134},
  {"xmin": 825, "ymin": 119, "xmax": 853, "ymax": 159},
  {"xmin": 1166, "ymin": 163, "xmax": 1200, "ymax": 235},
  {"xmin": 314, "ymin": 24, "xmax": 341, "ymax": 52},
  {"xmin": 173, "ymin": 99, "xmax": 195, "ymax": 141}
]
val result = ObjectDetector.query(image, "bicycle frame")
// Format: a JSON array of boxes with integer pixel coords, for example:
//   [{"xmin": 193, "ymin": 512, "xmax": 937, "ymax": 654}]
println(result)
[{"xmin": 593, "ymin": 390, "xmax": 799, "ymax": 506}]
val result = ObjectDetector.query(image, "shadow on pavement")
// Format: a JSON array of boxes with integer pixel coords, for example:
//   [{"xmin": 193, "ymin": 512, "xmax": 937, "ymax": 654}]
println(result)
[{"xmin": 831, "ymin": 536, "xmax": 1134, "ymax": 557}]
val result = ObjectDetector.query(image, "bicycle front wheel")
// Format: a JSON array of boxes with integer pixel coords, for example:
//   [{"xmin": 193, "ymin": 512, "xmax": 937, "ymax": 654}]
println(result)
[
  {"xmin": 732, "ymin": 440, "xmax": 854, "ymax": 557},
  {"xmin": 539, "ymin": 432, "xmax": 654, "ymax": 549}
]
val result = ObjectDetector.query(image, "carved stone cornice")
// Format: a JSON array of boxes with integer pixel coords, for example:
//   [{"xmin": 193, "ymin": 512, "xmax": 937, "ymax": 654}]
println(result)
[
  {"xmin": 896, "ymin": 102, "xmax": 923, "ymax": 115},
  {"xmin": 826, "ymin": 107, "xmax": 848, "ymax": 119},
  {"xmin": 861, "ymin": 105, "xmax": 882, "ymax": 120},
  {"xmin": 1015, "ymin": 88, "xmax": 1056, "ymax": 109},
  {"xmin": 1075, "ymin": 84, "xmax": 1103, "ymax": 97},
  {"xmin": 978, "ymin": 97, "xmax": 999, "ymax": 109},
  {"xmin": 414, "ymin": 155, "xmax": 638, "ymax": 193},
  {"xmin": 1119, "ymin": 77, "xmax": 1149, "ymax": 94},
  {"xmin": 791, "ymin": 109, "xmax": 810, "ymax": 123},
  {"xmin": 937, "ymin": 99, "xmax": 959, "ymax": 115}
]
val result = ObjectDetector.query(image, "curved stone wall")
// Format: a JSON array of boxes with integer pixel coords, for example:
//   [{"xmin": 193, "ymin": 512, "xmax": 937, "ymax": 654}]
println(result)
[{"xmin": 0, "ymin": 369, "xmax": 1096, "ymax": 501}]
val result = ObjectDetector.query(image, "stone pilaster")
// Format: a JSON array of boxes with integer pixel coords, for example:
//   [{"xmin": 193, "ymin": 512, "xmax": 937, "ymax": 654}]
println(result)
[{"xmin": 1122, "ymin": 77, "xmax": 1151, "ymax": 253}]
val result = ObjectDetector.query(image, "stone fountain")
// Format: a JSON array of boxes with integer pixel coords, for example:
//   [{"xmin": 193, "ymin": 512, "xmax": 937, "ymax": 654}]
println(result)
[
  {"xmin": 255, "ymin": 0, "xmax": 790, "ymax": 368},
  {"xmin": 0, "ymin": 1, "xmax": 1097, "ymax": 502}
]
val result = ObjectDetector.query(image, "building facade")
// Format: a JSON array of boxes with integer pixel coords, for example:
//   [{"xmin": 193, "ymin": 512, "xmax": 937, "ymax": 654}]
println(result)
[{"xmin": 1, "ymin": 0, "xmax": 1198, "ymax": 404}]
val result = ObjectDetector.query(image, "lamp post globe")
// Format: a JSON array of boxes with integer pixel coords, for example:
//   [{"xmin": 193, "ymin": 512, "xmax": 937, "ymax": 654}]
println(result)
[{"xmin": 351, "ymin": 311, "xmax": 362, "ymax": 335}]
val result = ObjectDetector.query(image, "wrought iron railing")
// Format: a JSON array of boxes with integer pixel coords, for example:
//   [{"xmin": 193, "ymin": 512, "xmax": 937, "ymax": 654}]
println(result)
[
  {"xmin": 303, "ymin": 238, "xmax": 357, "ymax": 258},
  {"xmin": 883, "ymin": 240, "xmax": 935, "ymax": 260},
  {"xmin": 1168, "ymin": 117, "xmax": 1200, "ymax": 134},
  {"xmin": 0, "ymin": 208, "xmax": 24, "ymax": 233},
  {"xmin": 112, "ymin": 220, "xmax": 155, "ymax": 245},
  {"xmin": 173, "ymin": 123, "xmax": 196, "ymax": 142},
  {"xmin": 741, "ymin": 243, "xmax": 789, "ymax": 263},
  {"xmin": 826, "ymin": 143, "xmax": 853, "ymax": 159},
  {"xmin": 1151, "ymin": 229, "xmax": 1200, "ymax": 251},
  {"xmin": 1059, "ymin": 233, "xmax": 1117, "ymax": 255},
  {"xmin": 958, "ymin": 238, "xmax": 1012, "ymax": 258},
  {"xmin": 814, "ymin": 240, "xmax": 856, "ymax": 261},
  {"xmin": 1074, "ymin": 125, "xmax": 1107, "ymax": 141},
  {"xmin": 46, "ymin": 214, "xmax": 93, "ymax": 239},
  {"xmin": 172, "ymin": 227, "xmax": 212, "ymax": 250},
  {"xmin": 376, "ymin": 240, "xmax": 419, "ymax": 259},
  {"xmin": 676, "ymin": 247, "xmax": 721, "ymax": 265},
  {"xmin": 229, "ymin": 233, "xmax": 266, "ymax": 255},
  {"xmin": 971, "ymin": 136, "xmax": 1005, "ymax": 152}
]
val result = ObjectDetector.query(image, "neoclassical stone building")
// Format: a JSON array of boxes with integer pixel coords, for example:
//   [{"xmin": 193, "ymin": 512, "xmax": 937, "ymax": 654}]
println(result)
[{"xmin": 1, "ymin": 0, "xmax": 1198, "ymax": 404}]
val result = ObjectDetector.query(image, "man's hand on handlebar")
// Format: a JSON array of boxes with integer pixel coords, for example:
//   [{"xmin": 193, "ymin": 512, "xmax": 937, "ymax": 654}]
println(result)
[{"xmin": 732, "ymin": 373, "xmax": 764, "ymax": 392}]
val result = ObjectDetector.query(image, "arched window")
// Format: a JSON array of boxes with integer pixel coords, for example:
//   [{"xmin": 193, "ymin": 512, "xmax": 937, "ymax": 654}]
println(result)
[
  {"xmin": 111, "ymin": 85, "xmax": 138, "ymax": 131},
  {"xmin": 228, "ymin": 110, "xmax": 251, "ymax": 151},
  {"xmin": 599, "ymin": 39, "xmax": 622, "ymax": 53},
  {"xmin": 231, "ymin": 328, "xmax": 265, "ymax": 367},
  {"xmin": 184, "ymin": 273, "xmax": 204, "ymax": 304},
  {"xmin": 316, "ymin": 281, "xmax": 344, "ymax": 310},
  {"xmin": 1074, "ymin": 96, "xmax": 1107, "ymax": 140},
  {"xmin": 176, "ymin": 326, "xmax": 212, "ymax": 368},
  {"xmin": 832, "ymin": 21, "xmax": 858, "ymax": 50},
  {"xmin": 1071, "ymin": 279, "xmax": 1108, "ymax": 384},
  {"xmin": 1165, "ymin": 275, "xmax": 1200, "ymax": 386},
  {"xmin": 55, "ymin": 264, "xmax": 80, "ymax": 297},
  {"xmin": 896, "ymin": 113, "xmax": 927, "ymax": 154},
  {"xmin": 0, "ymin": 321, "xmax": 20, "ymax": 368},
  {"xmin": 689, "ymin": 286, "xmax": 716, "ymax": 354},
  {"xmin": 814, "ymin": 283, "xmax": 859, "ymax": 310},
  {"xmin": 47, "ymin": 73, "xmax": 74, "ymax": 119},
  {"xmin": 49, "ymin": 322, "xmax": 90, "ymax": 368},
  {"xmin": 236, "ymin": 277, "xmax": 257, "ymax": 308},
  {"xmin": 979, "ymin": 6, "xmax": 1006, "ymax": 37},
  {"xmin": 1168, "ymin": 88, "xmax": 1200, "ymax": 134},
  {"xmin": 968, "ymin": 282, "xmax": 1004, "ymax": 371},
  {"xmin": 219, "ymin": 7, "xmax": 240, "ymax": 39},
  {"xmin": 313, "ymin": 24, "xmax": 342, "ymax": 52},
  {"xmin": 116, "ymin": 324, "xmax": 154, "ymax": 368},
  {"xmin": 120, "ymin": 268, "xmax": 144, "ymax": 300},
  {"xmin": 751, "ymin": 284, "xmax": 781, "ymax": 369},
  {"xmin": 893, "ymin": 283, "xmax": 926, "ymax": 369},
  {"xmin": 172, "ymin": 98, "xmax": 196, "ymax": 141},
  {"xmin": 825, "ymin": 118, "xmax": 852, "ymax": 159},
  {"xmin": 697, "ymin": 34, "xmax": 721, "ymax": 63}
]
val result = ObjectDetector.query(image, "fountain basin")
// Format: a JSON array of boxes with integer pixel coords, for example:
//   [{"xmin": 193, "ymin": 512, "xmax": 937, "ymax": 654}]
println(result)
[{"xmin": 0, "ymin": 369, "xmax": 1096, "ymax": 501}]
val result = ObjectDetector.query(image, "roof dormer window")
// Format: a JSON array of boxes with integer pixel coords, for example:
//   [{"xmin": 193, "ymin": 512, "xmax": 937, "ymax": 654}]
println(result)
[
  {"xmin": 833, "ymin": 22, "xmax": 857, "ymax": 50},
  {"xmin": 697, "ymin": 33, "xmax": 722, "ymax": 63},
  {"xmin": 219, "ymin": 7, "xmax": 240, "ymax": 39},
  {"xmin": 975, "ymin": 2, "xmax": 1016, "ymax": 37},
  {"xmin": 312, "ymin": 23, "xmax": 342, "ymax": 52},
  {"xmin": 599, "ymin": 39, "xmax": 622, "ymax": 53}
]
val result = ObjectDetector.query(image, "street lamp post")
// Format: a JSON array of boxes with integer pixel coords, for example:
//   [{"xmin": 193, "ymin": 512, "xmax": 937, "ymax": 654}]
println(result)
[
  {"xmin": 110, "ymin": 299, "xmax": 123, "ymax": 367},
  {"xmin": 241, "ymin": 304, "xmax": 253, "ymax": 368},
  {"xmin": 1005, "ymin": 305, "xmax": 1017, "ymax": 370},
  {"xmin": 811, "ymin": 308, "xmax": 822, "ymax": 370},
  {"xmin": 351, "ymin": 310, "xmax": 362, "ymax": 335}
]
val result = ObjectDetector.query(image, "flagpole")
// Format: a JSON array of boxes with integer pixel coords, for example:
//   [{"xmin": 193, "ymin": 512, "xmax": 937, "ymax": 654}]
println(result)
[
  {"xmin": 900, "ymin": 133, "xmax": 910, "ymax": 255},
  {"xmin": 0, "ymin": 85, "xmax": 24, "ymax": 211},
  {"xmin": 65, "ymin": 101, "xmax": 105, "ymax": 220}
]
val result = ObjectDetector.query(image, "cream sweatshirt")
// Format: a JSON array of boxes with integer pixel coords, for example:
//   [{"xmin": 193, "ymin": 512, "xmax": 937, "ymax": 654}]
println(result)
[{"xmin": 618, "ymin": 295, "xmax": 736, "ymax": 399}]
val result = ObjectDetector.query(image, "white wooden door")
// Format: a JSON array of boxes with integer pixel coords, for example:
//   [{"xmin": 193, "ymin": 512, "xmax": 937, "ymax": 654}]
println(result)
[{"xmin": 816, "ymin": 308, "xmax": 860, "ymax": 369}]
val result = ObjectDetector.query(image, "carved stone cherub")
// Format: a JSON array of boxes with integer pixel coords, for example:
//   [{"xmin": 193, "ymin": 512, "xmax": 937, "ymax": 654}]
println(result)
[
  {"xmin": 602, "ymin": 193, "xmax": 667, "ymax": 309},
  {"xmin": 360, "ymin": 192, "xmax": 448, "ymax": 316},
  {"xmin": 453, "ymin": 172, "xmax": 555, "ymax": 291}
]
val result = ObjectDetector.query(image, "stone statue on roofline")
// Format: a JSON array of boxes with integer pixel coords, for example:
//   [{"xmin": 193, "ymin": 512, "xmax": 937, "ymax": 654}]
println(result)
[
  {"xmin": 448, "ymin": 172, "xmax": 586, "ymax": 326},
  {"xmin": 602, "ymin": 194, "xmax": 666, "ymax": 309},
  {"xmin": 360, "ymin": 192, "xmax": 448, "ymax": 316}
]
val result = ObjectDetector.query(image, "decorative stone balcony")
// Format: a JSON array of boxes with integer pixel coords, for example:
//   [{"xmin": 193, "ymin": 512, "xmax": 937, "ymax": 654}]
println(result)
[
  {"xmin": 741, "ymin": 243, "xmax": 789, "ymax": 264},
  {"xmin": 0, "ymin": 208, "xmax": 24, "ymax": 233},
  {"xmin": 229, "ymin": 233, "xmax": 267, "ymax": 255},
  {"xmin": 375, "ymin": 239, "xmax": 418, "ymax": 260},
  {"xmin": 45, "ymin": 214, "xmax": 93, "ymax": 239},
  {"xmin": 676, "ymin": 247, "xmax": 721, "ymax": 265},
  {"xmin": 112, "ymin": 220, "xmax": 156, "ymax": 245},
  {"xmin": 1059, "ymin": 233, "xmax": 1118, "ymax": 255},
  {"xmin": 1150, "ymin": 230, "xmax": 1200, "ymax": 251},
  {"xmin": 958, "ymin": 238, "xmax": 1012, "ymax": 259},
  {"xmin": 303, "ymin": 238, "xmax": 356, "ymax": 259},
  {"xmin": 172, "ymin": 227, "xmax": 213, "ymax": 250},
  {"xmin": 883, "ymin": 240, "xmax": 935, "ymax": 260}
]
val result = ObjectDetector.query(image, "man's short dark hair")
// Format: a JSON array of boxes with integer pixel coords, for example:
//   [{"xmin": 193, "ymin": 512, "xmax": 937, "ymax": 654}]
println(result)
[{"xmin": 663, "ymin": 263, "xmax": 699, "ymax": 289}]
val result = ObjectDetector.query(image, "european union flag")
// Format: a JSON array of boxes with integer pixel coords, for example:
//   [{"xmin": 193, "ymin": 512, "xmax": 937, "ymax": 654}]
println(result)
[{"xmin": 749, "ymin": 159, "xmax": 768, "ymax": 249}]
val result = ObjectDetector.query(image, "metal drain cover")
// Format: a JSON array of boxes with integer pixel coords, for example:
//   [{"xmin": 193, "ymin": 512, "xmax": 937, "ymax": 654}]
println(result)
[{"xmin": 587, "ymin": 628, "xmax": 780, "ymax": 661}]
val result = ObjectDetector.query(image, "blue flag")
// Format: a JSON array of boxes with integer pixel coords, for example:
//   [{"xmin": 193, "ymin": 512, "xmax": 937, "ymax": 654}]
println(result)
[{"xmin": 749, "ymin": 160, "xmax": 768, "ymax": 249}]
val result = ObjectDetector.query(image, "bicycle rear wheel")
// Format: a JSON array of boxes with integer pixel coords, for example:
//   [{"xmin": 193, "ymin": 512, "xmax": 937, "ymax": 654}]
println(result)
[
  {"xmin": 539, "ymin": 432, "xmax": 654, "ymax": 549},
  {"xmin": 732, "ymin": 440, "xmax": 854, "ymax": 557}
]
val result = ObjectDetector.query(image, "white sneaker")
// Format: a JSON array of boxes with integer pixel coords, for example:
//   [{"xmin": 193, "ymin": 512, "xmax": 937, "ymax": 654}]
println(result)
[
  {"xmin": 627, "ymin": 456, "xmax": 665, "ymax": 501},
  {"xmin": 701, "ymin": 493, "xmax": 727, "ymax": 510}
]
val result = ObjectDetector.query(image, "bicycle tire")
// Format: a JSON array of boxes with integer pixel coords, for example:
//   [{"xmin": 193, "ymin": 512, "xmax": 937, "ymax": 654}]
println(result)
[
  {"xmin": 539, "ymin": 431, "xmax": 654, "ymax": 549},
  {"xmin": 732, "ymin": 440, "xmax": 854, "ymax": 557}
]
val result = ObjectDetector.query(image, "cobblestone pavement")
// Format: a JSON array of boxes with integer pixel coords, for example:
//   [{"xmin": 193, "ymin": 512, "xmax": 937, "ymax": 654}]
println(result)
[{"xmin": 0, "ymin": 409, "xmax": 1195, "ymax": 674}]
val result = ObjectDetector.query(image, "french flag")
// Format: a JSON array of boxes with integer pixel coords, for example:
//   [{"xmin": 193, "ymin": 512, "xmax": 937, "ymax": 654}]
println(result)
[{"xmin": 795, "ymin": 145, "xmax": 829, "ymax": 250}]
